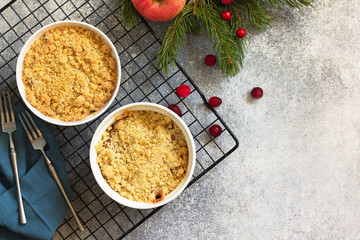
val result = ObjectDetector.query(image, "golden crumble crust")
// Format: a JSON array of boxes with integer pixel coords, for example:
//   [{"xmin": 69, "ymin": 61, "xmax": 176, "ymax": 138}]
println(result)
[
  {"xmin": 22, "ymin": 26, "xmax": 117, "ymax": 121},
  {"xmin": 95, "ymin": 110, "xmax": 188, "ymax": 203}
]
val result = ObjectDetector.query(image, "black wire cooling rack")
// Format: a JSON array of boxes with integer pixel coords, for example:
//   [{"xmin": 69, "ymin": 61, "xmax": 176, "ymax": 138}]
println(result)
[{"xmin": 0, "ymin": 0, "xmax": 239, "ymax": 239}]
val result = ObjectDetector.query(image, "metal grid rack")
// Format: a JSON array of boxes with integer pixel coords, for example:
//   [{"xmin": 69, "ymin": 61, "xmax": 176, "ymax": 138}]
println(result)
[{"xmin": 0, "ymin": 0, "xmax": 239, "ymax": 239}]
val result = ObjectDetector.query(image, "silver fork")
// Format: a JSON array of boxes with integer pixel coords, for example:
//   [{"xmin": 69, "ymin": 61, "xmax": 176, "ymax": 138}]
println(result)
[
  {"xmin": 19, "ymin": 111, "xmax": 85, "ymax": 231},
  {"xmin": 0, "ymin": 92, "xmax": 26, "ymax": 225}
]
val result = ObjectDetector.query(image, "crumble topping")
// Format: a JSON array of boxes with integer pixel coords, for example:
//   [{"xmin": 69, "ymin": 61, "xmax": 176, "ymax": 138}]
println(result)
[
  {"xmin": 95, "ymin": 110, "xmax": 188, "ymax": 203},
  {"xmin": 22, "ymin": 26, "xmax": 117, "ymax": 121}
]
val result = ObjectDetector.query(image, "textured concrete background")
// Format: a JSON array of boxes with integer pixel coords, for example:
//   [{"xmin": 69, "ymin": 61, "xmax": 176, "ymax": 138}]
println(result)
[
  {"xmin": 125, "ymin": 1, "xmax": 360, "ymax": 239},
  {"xmin": 1, "ymin": 0, "xmax": 359, "ymax": 239}
]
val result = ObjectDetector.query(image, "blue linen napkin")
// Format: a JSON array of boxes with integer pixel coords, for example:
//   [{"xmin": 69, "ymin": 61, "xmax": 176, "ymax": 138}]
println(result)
[{"xmin": 0, "ymin": 105, "xmax": 71, "ymax": 240}]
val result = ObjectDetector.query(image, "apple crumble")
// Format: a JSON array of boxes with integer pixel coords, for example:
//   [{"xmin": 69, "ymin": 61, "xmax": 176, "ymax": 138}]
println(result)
[
  {"xmin": 22, "ymin": 26, "xmax": 117, "ymax": 121},
  {"xmin": 95, "ymin": 110, "xmax": 188, "ymax": 203}
]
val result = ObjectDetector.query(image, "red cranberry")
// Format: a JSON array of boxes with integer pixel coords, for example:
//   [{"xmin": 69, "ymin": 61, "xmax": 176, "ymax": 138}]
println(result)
[
  {"xmin": 251, "ymin": 87, "xmax": 263, "ymax": 99},
  {"xmin": 221, "ymin": 11, "xmax": 232, "ymax": 21},
  {"xmin": 236, "ymin": 28, "xmax": 246, "ymax": 38},
  {"xmin": 176, "ymin": 84, "xmax": 191, "ymax": 98},
  {"xmin": 168, "ymin": 104, "xmax": 182, "ymax": 116},
  {"xmin": 208, "ymin": 97, "xmax": 222, "ymax": 108},
  {"xmin": 204, "ymin": 54, "xmax": 217, "ymax": 66},
  {"xmin": 222, "ymin": 0, "xmax": 232, "ymax": 5},
  {"xmin": 209, "ymin": 124, "xmax": 222, "ymax": 137}
]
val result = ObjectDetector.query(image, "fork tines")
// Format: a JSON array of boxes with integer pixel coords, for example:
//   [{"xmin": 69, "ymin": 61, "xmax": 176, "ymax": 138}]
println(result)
[
  {"xmin": 0, "ymin": 92, "xmax": 15, "ymax": 125},
  {"xmin": 18, "ymin": 111, "xmax": 42, "ymax": 141}
]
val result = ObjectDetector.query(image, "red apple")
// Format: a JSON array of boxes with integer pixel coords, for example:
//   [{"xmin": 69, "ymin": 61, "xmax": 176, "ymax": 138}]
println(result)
[{"xmin": 131, "ymin": 0, "xmax": 186, "ymax": 22}]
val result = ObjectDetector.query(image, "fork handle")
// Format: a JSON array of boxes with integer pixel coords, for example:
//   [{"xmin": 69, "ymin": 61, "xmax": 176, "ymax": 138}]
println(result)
[
  {"xmin": 42, "ymin": 151, "xmax": 85, "ymax": 231},
  {"xmin": 9, "ymin": 140, "xmax": 27, "ymax": 225}
]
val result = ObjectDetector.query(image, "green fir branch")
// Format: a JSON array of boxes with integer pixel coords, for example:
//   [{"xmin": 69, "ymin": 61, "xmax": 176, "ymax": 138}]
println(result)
[
  {"xmin": 197, "ymin": 0, "xmax": 242, "ymax": 76},
  {"xmin": 241, "ymin": 0, "xmax": 272, "ymax": 31},
  {"xmin": 158, "ymin": 0, "xmax": 246, "ymax": 76},
  {"xmin": 119, "ymin": 0, "xmax": 313, "ymax": 76},
  {"xmin": 119, "ymin": 0, "xmax": 141, "ymax": 27},
  {"xmin": 157, "ymin": 2, "xmax": 198, "ymax": 74},
  {"xmin": 229, "ymin": 3, "xmax": 247, "ymax": 30}
]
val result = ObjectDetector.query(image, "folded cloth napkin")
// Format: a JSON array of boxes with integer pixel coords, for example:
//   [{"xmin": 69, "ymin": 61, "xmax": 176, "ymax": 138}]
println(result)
[{"xmin": 0, "ymin": 106, "xmax": 71, "ymax": 240}]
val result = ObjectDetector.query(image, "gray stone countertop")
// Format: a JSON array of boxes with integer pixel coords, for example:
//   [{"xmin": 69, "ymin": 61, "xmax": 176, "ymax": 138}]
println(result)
[
  {"xmin": 1, "ymin": 0, "xmax": 358, "ymax": 239},
  {"xmin": 125, "ymin": 1, "xmax": 360, "ymax": 239}
]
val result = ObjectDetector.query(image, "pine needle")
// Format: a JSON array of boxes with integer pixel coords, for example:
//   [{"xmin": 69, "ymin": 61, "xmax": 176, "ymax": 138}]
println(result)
[{"xmin": 264, "ymin": 0, "xmax": 313, "ymax": 9}]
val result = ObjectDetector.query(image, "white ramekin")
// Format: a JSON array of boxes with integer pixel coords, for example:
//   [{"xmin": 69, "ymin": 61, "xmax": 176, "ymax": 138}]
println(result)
[
  {"xmin": 16, "ymin": 20, "xmax": 121, "ymax": 126},
  {"xmin": 89, "ymin": 103, "xmax": 196, "ymax": 209}
]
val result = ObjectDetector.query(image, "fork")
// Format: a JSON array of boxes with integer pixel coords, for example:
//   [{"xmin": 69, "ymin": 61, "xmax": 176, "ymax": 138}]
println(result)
[
  {"xmin": 18, "ymin": 111, "xmax": 85, "ymax": 231},
  {"xmin": 0, "ymin": 92, "xmax": 26, "ymax": 225}
]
